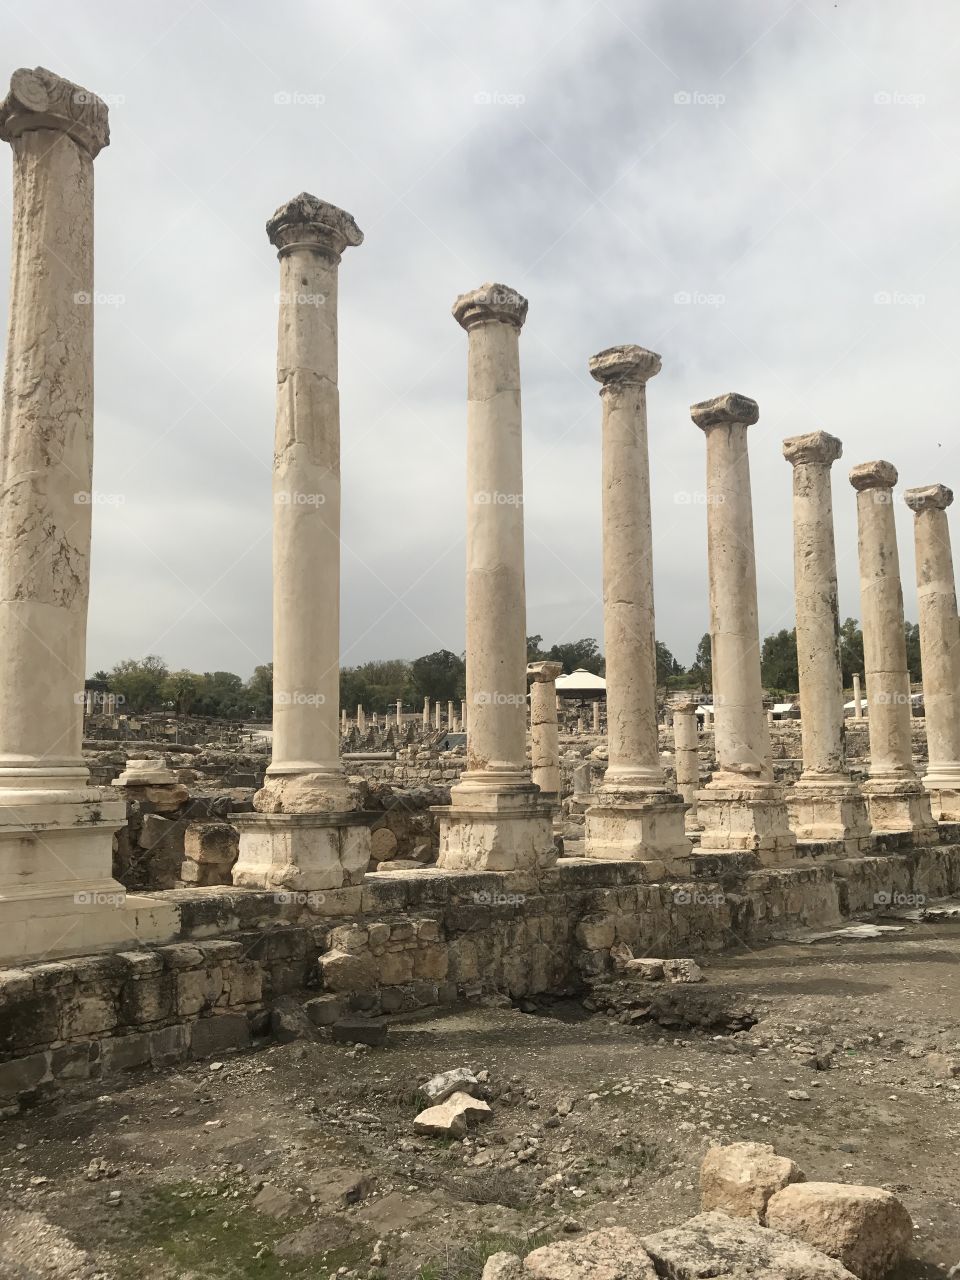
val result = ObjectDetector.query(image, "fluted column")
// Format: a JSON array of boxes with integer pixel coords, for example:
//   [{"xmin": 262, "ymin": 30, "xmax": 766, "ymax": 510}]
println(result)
[
  {"xmin": 850, "ymin": 461, "xmax": 936, "ymax": 840},
  {"xmin": 690, "ymin": 393, "xmax": 795, "ymax": 860},
  {"xmin": 584, "ymin": 345, "xmax": 689, "ymax": 867},
  {"xmin": 905, "ymin": 484, "xmax": 960, "ymax": 820},
  {"xmin": 782, "ymin": 432, "xmax": 870, "ymax": 848},
  {"xmin": 528, "ymin": 660, "xmax": 562, "ymax": 804},
  {"xmin": 439, "ymin": 284, "xmax": 554, "ymax": 871}
]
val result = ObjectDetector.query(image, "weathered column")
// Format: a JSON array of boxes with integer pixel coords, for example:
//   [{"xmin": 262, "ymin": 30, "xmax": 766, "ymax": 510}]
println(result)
[
  {"xmin": 905, "ymin": 484, "xmax": 960, "ymax": 820},
  {"xmin": 782, "ymin": 432, "xmax": 871, "ymax": 848},
  {"xmin": 396, "ymin": 699, "xmax": 403, "ymax": 727},
  {"xmin": 528, "ymin": 661, "xmax": 562, "ymax": 805},
  {"xmin": 583, "ymin": 346, "xmax": 689, "ymax": 869},
  {"xmin": 422, "ymin": 696, "xmax": 430, "ymax": 729},
  {"xmin": 852, "ymin": 674, "xmax": 863, "ymax": 719},
  {"xmin": 592, "ymin": 700, "xmax": 601, "ymax": 733},
  {"xmin": 447, "ymin": 700, "xmax": 455, "ymax": 731},
  {"xmin": 690, "ymin": 393, "xmax": 795, "ymax": 860},
  {"xmin": 437, "ymin": 284, "xmax": 554, "ymax": 870},
  {"xmin": 341, "ymin": 708, "xmax": 347, "ymax": 734},
  {"xmin": 671, "ymin": 697, "xmax": 701, "ymax": 828},
  {"xmin": 434, "ymin": 701, "xmax": 441, "ymax": 730},
  {"xmin": 357, "ymin": 705, "xmax": 366, "ymax": 733},
  {"xmin": 0, "ymin": 67, "xmax": 176, "ymax": 962},
  {"xmin": 460, "ymin": 698, "xmax": 467, "ymax": 733},
  {"xmin": 576, "ymin": 715, "xmax": 585, "ymax": 734},
  {"xmin": 850, "ymin": 461, "xmax": 936, "ymax": 840},
  {"xmin": 233, "ymin": 193, "xmax": 371, "ymax": 890}
]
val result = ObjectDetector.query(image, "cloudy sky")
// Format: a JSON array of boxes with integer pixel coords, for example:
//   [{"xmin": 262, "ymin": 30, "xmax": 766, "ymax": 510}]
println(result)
[{"xmin": 1, "ymin": 1, "xmax": 957, "ymax": 679}]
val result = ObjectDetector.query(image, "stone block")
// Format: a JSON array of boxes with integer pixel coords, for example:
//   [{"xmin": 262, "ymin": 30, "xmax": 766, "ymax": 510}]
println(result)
[
  {"xmin": 0, "ymin": 1051, "xmax": 50, "ymax": 1099},
  {"xmin": 50, "ymin": 1041, "xmax": 97, "ymax": 1082},
  {"xmin": 303, "ymin": 994, "xmax": 343, "ymax": 1026},
  {"xmin": 700, "ymin": 1141, "xmax": 805, "ymax": 1223},
  {"xmin": 176, "ymin": 967, "xmax": 223, "ymax": 1018},
  {"xmin": 641, "ymin": 1211, "xmax": 856, "ymax": 1278},
  {"xmin": 101, "ymin": 1032, "xmax": 152, "ymax": 1073},
  {"xmin": 190, "ymin": 1013, "xmax": 251, "ymax": 1058},
  {"xmin": 331, "ymin": 1016, "xmax": 388, "ymax": 1047},
  {"xmin": 319, "ymin": 949, "xmax": 377, "ymax": 993},
  {"xmin": 150, "ymin": 1023, "xmax": 189, "ymax": 1067},
  {"xmin": 766, "ymin": 1182, "xmax": 913, "ymax": 1280},
  {"xmin": 522, "ymin": 1229, "xmax": 657, "ymax": 1279},
  {"xmin": 183, "ymin": 822, "xmax": 239, "ymax": 867},
  {"xmin": 120, "ymin": 973, "xmax": 175, "ymax": 1025}
]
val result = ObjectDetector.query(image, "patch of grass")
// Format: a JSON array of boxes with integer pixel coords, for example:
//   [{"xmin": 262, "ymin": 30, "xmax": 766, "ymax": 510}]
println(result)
[
  {"xmin": 417, "ymin": 1231, "xmax": 554, "ymax": 1280},
  {"xmin": 443, "ymin": 1165, "xmax": 540, "ymax": 1210}
]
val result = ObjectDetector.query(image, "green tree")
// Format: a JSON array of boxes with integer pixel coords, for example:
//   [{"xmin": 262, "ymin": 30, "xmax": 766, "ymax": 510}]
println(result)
[
  {"xmin": 350, "ymin": 659, "xmax": 414, "ymax": 713},
  {"xmin": 163, "ymin": 669, "xmax": 202, "ymax": 716},
  {"xmin": 110, "ymin": 655, "xmax": 168, "ymax": 712},
  {"xmin": 546, "ymin": 638, "xmax": 604, "ymax": 676},
  {"xmin": 194, "ymin": 671, "xmax": 246, "ymax": 718},
  {"xmin": 655, "ymin": 641, "xmax": 681, "ymax": 685},
  {"xmin": 246, "ymin": 663, "xmax": 273, "ymax": 719},
  {"xmin": 760, "ymin": 628, "xmax": 799, "ymax": 692},
  {"xmin": 410, "ymin": 649, "xmax": 465, "ymax": 704},
  {"xmin": 688, "ymin": 633, "xmax": 712, "ymax": 692},
  {"xmin": 904, "ymin": 621, "xmax": 922, "ymax": 683},
  {"xmin": 838, "ymin": 617, "xmax": 864, "ymax": 686},
  {"xmin": 526, "ymin": 635, "xmax": 546, "ymax": 661}
]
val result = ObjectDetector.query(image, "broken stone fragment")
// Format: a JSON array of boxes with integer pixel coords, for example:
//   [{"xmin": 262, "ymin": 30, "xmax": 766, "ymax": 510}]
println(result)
[
  {"xmin": 522, "ymin": 1227, "xmax": 657, "ymax": 1279},
  {"xmin": 420, "ymin": 1066, "xmax": 478, "ymax": 1105},
  {"xmin": 765, "ymin": 1182, "xmax": 913, "ymax": 1280},
  {"xmin": 413, "ymin": 1090, "xmax": 491, "ymax": 1137},
  {"xmin": 641, "ymin": 1210, "xmax": 857, "ymax": 1279},
  {"xmin": 700, "ymin": 1141, "xmax": 806, "ymax": 1223},
  {"xmin": 663, "ymin": 958, "xmax": 705, "ymax": 983},
  {"xmin": 481, "ymin": 1253, "xmax": 524, "ymax": 1280}
]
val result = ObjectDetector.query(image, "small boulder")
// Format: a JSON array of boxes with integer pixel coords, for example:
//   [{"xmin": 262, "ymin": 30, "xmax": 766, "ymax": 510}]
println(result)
[
  {"xmin": 663, "ymin": 958, "xmax": 705, "ymax": 983},
  {"xmin": 482, "ymin": 1254, "xmax": 524, "ymax": 1280},
  {"xmin": 641, "ymin": 1211, "xmax": 858, "ymax": 1278},
  {"xmin": 420, "ymin": 1067, "xmax": 478, "ymax": 1105},
  {"xmin": 413, "ymin": 1090, "xmax": 492, "ymax": 1137},
  {"xmin": 331, "ymin": 1017, "xmax": 388, "ymax": 1047},
  {"xmin": 700, "ymin": 1141, "xmax": 805, "ymax": 1223},
  {"xmin": 523, "ymin": 1227, "xmax": 657, "ymax": 1279},
  {"xmin": 765, "ymin": 1182, "xmax": 913, "ymax": 1280}
]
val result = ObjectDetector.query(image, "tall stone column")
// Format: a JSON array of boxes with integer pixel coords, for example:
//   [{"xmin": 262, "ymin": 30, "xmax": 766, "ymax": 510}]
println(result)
[
  {"xmin": 691, "ymin": 394, "xmax": 795, "ymax": 860},
  {"xmin": 671, "ymin": 697, "xmax": 701, "ymax": 827},
  {"xmin": 0, "ymin": 67, "xmax": 176, "ymax": 962},
  {"xmin": 437, "ymin": 284, "xmax": 554, "ymax": 871},
  {"xmin": 447, "ymin": 700, "xmax": 455, "ymax": 731},
  {"xmin": 592, "ymin": 701, "xmax": 601, "ymax": 733},
  {"xmin": 782, "ymin": 432, "xmax": 870, "ymax": 848},
  {"xmin": 585, "ymin": 345, "xmax": 689, "ymax": 869},
  {"xmin": 905, "ymin": 484, "xmax": 960, "ymax": 820},
  {"xmin": 396, "ymin": 699, "xmax": 403, "ymax": 727},
  {"xmin": 852, "ymin": 674, "xmax": 863, "ymax": 719},
  {"xmin": 233, "ymin": 193, "xmax": 371, "ymax": 891},
  {"xmin": 850, "ymin": 461, "xmax": 936, "ymax": 839},
  {"xmin": 461, "ymin": 698, "xmax": 467, "ymax": 733},
  {"xmin": 528, "ymin": 661, "xmax": 562, "ymax": 805},
  {"xmin": 434, "ymin": 701, "xmax": 441, "ymax": 730},
  {"xmin": 423, "ymin": 697, "xmax": 430, "ymax": 729}
]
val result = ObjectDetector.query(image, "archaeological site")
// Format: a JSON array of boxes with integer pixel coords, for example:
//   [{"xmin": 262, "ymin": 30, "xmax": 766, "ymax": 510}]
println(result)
[{"xmin": 0, "ymin": 7, "xmax": 958, "ymax": 1279}]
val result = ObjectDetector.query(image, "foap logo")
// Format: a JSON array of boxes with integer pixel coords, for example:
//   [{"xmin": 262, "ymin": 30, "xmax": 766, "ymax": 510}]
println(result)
[
  {"xmin": 871, "ymin": 689, "xmax": 911, "ymax": 704},
  {"xmin": 274, "ymin": 690, "xmax": 326, "ymax": 707},
  {"xmin": 474, "ymin": 691, "xmax": 526, "ymax": 706},
  {"xmin": 873, "ymin": 290, "xmax": 925, "ymax": 308},
  {"xmin": 75, "ymin": 890, "xmax": 126, "ymax": 906},
  {"xmin": 275, "ymin": 491, "xmax": 326, "ymax": 506},
  {"xmin": 874, "ymin": 90, "xmax": 925, "ymax": 108},
  {"xmin": 673, "ymin": 491, "xmax": 725, "ymax": 506},
  {"xmin": 674, "ymin": 90, "xmax": 725, "ymax": 107},
  {"xmin": 474, "ymin": 491, "xmax": 523, "ymax": 506},
  {"xmin": 473, "ymin": 90, "xmax": 526, "ymax": 107},
  {"xmin": 472, "ymin": 890, "xmax": 526, "ymax": 906},
  {"xmin": 73, "ymin": 290, "xmax": 125, "ymax": 307},
  {"xmin": 74, "ymin": 89, "xmax": 124, "ymax": 108},
  {"xmin": 874, "ymin": 890, "xmax": 925, "ymax": 906},
  {"xmin": 674, "ymin": 888, "xmax": 726, "ymax": 907},
  {"xmin": 275, "ymin": 289, "xmax": 326, "ymax": 308},
  {"xmin": 273, "ymin": 90, "xmax": 325, "ymax": 107},
  {"xmin": 274, "ymin": 890, "xmax": 326, "ymax": 906},
  {"xmin": 74, "ymin": 491, "xmax": 125, "ymax": 506},
  {"xmin": 674, "ymin": 290, "xmax": 725, "ymax": 307}
]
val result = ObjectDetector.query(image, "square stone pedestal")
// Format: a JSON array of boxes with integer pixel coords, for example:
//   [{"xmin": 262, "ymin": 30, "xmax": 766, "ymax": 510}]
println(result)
[
  {"xmin": 0, "ymin": 790, "xmax": 179, "ymax": 966},
  {"xmin": 922, "ymin": 772, "xmax": 960, "ymax": 823},
  {"xmin": 435, "ymin": 790, "xmax": 556, "ymax": 872},
  {"xmin": 584, "ymin": 791, "xmax": 690, "ymax": 874},
  {"xmin": 862, "ymin": 780, "xmax": 939, "ymax": 844},
  {"xmin": 694, "ymin": 782, "xmax": 797, "ymax": 863},
  {"xmin": 786, "ymin": 781, "xmax": 873, "ymax": 851},
  {"xmin": 232, "ymin": 811, "xmax": 372, "ymax": 893}
]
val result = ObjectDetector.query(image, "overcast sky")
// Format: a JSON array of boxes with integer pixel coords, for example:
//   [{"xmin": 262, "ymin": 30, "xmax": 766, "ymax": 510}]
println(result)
[{"xmin": 1, "ymin": 1, "xmax": 957, "ymax": 679}]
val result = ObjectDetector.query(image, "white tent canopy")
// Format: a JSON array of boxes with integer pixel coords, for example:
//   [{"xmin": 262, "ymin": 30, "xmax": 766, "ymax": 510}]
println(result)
[{"xmin": 555, "ymin": 669, "xmax": 606, "ymax": 695}]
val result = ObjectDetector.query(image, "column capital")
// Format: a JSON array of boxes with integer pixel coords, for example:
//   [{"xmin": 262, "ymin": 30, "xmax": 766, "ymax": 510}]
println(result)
[
  {"xmin": 266, "ymin": 192, "xmax": 363, "ymax": 261},
  {"xmin": 690, "ymin": 392, "xmax": 759, "ymax": 431},
  {"xmin": 588, "ymin": 344, "xmax": 661, "ymax": 390},
  {"xmin": 527, "ymin": 660, "xmax": 563, "ymax": 683},
  {"xmin": 782, "ymin": 430, "xmax": 842, "ymax": 468},
  {"xmin": 670, "ymin": 696, "xmax": 699, "ymax": 713},
  {"xmin": 0, "ymin": 66, "xmax": 109, "ymax": 158},
  {"xmin": 905, "ymin": 483, "xmax": 953, "ymax": 514},
  {"xmin": 452, "ymin": 282, "xmax": 528, "ymax": 331},
  {"xmin": 849, "ymin": 459, "xmax": 898, "ymax": 492}
]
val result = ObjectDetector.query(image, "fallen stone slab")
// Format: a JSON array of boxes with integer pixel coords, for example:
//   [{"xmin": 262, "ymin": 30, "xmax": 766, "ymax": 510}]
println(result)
[
  {"xmin": 700, "ymin": 1141, "xmax": 806, "ymax": 1223},
  {"xmin": 331, "ymin": 1016, "xmax": 388, "ymax": 1047},
  {"xmin": 252, "ymin": 1183, "xmax": 301, "ymax": 1220},
  {"xmin": 413, "ymin": 1089, "xmax": 492, "ymax": 1137},
  {"xmin": 640, "ymin": 1210, "xmax": 858, "ymax": 1278},
  {"xmin": 797, "ymin": 925, "xmax": 905, "ymax": 944},
  {"xmin": 766, "ymin": 1183, "xmax": 913, "ymax": 1280},
  {"xmin": 420, "ymin": 1066, "xmax": 479, "ymax": 1105}
]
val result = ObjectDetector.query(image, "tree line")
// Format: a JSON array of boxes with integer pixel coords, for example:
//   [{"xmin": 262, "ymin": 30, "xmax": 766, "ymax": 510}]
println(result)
[{"xmin": 90, "ymin": 620, "xmax": 917, "ymax": 720}]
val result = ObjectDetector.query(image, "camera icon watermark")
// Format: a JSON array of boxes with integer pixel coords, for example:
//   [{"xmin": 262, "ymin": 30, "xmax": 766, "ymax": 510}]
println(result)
[
  {"xmin": 474, "ymin": 491, "xmax": 523, "ymax": 506},
  {"xmin": 874, "ymin": 90, "xmax": 925, "ymax": 108},
  {"xmin": 274, "ymin": 690, "xmax": 326, "ymax": 707},
  {"xmin": 474, "ymin": 691, "xmax": 526, "ymax": 706},
  {"xmin": 472, "ymin": 890, "xmax": 526, "ymax": 906},
  {"xmin": 673, "ymin": 888, "xmax": 725, "ymax": 907},
  {"xmin": 74, "ymin": 491, "xmax": 126, "ymax": 506},
  {"xmin": 274, "ymin": 890, "xmax": 326, "ymax": 906},
  {"xmin": 75, "ymin": 890, "xmax": 126, "ymax": 906},
  {"xmin": 674, "ymin": 290, "xmax": 725, "ymax": 307},
  {"xmin": 873, "ymin": 290, "xmax": 925, "ymax": 308},
  {"xmin": 274, "ymin": 90, "xmax": 325, "ymax": 107},
  {"xmin": 473, "ymin": 90, "xmax": 525, "ymax": 107},
  {"xmin": 275, "ymin": 491, "xmax": 326, "ymax": 506},
  {"xmin": 874, "ymin": 890, "xmax": 925, "ymax": 906},
  {"xmin": 73, "ymin": 290, "xmax": 125, "ymax": 307},
  {"xmin": 674, "ymin": 90, "xmax": 725, "ymax": 108}
]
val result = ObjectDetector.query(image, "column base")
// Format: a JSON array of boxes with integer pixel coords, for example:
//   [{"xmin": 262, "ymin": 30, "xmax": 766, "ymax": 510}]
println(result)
[
  {"xmin": 434, "ymin": 790, "xmax": 556, "ymax": 872},
  {"xmin": 584, "ymin": 790, "xmax": 691, "ymax": 872},
  {"xmin": 862, "ymin": 778, "xmax": 938, "ymax": 843},
  {"xmin": 0, "ymin": 789, "xmax": 179, "ymax": 965},
  {"xmin": 785, "ymin": 777, "xmax": 873, "ymax": 851},
  {"xmin": 232, "ymin": 811, "xmax": 372, "ymax": 892},
  {"xmin": 694, "ymin": 781, "xmax": 797, "ymax": 863},
  {"xmin": 255, "ymin": 768, "xmax": 356, "ymax": 814},
  {"xmin": 922, "ymin": 768, "xmax": 960, "ymax": 822}
]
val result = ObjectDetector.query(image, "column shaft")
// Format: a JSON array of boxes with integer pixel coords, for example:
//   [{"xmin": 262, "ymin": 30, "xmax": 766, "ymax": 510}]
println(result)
[{"xmin": 528, "ymin": 661, "xmax": 562, "ymax": 801}]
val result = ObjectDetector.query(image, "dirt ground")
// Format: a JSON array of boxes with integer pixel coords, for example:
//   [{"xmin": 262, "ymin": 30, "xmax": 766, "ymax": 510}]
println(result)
[{"xmin": 2, "ymin": 915, "xmax": 960, "ymax": 1280}]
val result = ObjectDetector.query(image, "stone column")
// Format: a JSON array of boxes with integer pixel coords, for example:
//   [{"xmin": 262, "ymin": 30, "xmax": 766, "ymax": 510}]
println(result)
[
  {"xmin": 592, "ymin": 701, "xmax": 601, "ymax": 733},
  {"xmin": 233, "ymin": 193, "xmax": 371, "ymax": 890},
  {"xmin": 461, "ymin": 699, "xmax": 467, "ymax": 733},
  {"xmin": 584, "ymin": 346, "xmax": 689, "ymax": 869},
  {"xmin": 0, "ymin": 67, "xmax": 176, "ymax": 962},
  {"xmin": 690, "ymin": 393, "xmax": 795, "ymax": 860},
  {"xmin": 423, "ymin": 696, "xmax": 430, "ymax": 728},
  {"xmin": 850, "ymin": 461, "xmax": 936, "ymax": 839},
  {"xmin": 671, "ymin": 697, "xmax": 701, "ymax": 827},
  {"xmin": 905, "ymin": 484, "xmax": 960, "ymax": 820},
  {"xmin": 528, "ymin": 661, "xmax": 563, "ymax": 805},
  {"xmin": 447, "ymin": 700, "xmax": 455, "ymax": 731},
  {"xmin": 437, "ymin": 284, "xmax": 554, "ymax": 871},
  {"xmin": 341, "ymin": 708, "xmax": 347, "ymax": 734},
  {"xmin": 357, "ymin": 705, "xmax": 366, "ymax": 733},
  {"xmin": 396, "ymin": 699, "xmax": 403, "ymax": 727},
  {"xmin": 852, "ymin": 674, "xmax": 863, "ymax": 719},
  {"xmin": 576, "ymin": 715, "xmax": 585, "ymax": 735},
  {"xmin": 434, "ymin": 701, "xmax": 441, "ymax": 730},
  {"xmin": 782, "ymin": 432, "xmax": 870, "ymax": 848}
]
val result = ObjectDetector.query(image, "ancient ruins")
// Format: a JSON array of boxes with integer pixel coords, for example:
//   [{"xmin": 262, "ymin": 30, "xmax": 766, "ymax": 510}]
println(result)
[{"xmin": 1, "ymin": 62, "xmax": 959, "ymax": 1280}]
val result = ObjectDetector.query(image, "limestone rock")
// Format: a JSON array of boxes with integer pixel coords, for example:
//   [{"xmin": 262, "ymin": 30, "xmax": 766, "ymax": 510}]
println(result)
[
  {"xmin": 319, "ymin": 949, "xmax": 377, "ymax": 993},
  {"xmin": 413, "ymin": 1090, "xmax": 492, "ymax": 1137},
  {"xmin": 765, "ymin": 1183, "xmax": 913, "ymax": 1280},
  {"xmin": 370, "ymin": 827, "xmax": 398, "ymax": 859},
  {"xmin": 482, "ymin": 1253, "xmax": 524, "ymax": 1280},
  {"xmin": 664, "ymin": 958, "xmax": 705, "ymax": 984},
  {"xmin": 641, "ymin": 1211, "xmax": 858, "ymax": 1278},
  {"xmin": 420, "ymin": 1067, "xmax": 478, "ymax": 1105},
  {"xmin": 523, "ymin": 1227, "xmax": 657, "ymax": 1279},
  {"xmin": 700, "ymin": 1142, "xmax": 806, "ymax": 1223}
]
